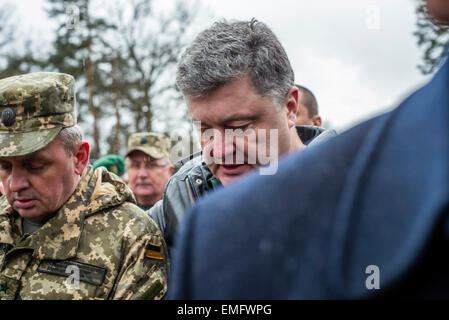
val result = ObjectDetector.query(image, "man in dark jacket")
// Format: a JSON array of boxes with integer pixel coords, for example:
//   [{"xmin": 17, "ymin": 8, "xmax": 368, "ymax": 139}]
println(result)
[
  {"xmin": 148, "ymin": 19, "xmax": 336, "ymax": 251},
  {"xmin": 169, "ymin": 0, "xmax": 449, "ymax": 299}
]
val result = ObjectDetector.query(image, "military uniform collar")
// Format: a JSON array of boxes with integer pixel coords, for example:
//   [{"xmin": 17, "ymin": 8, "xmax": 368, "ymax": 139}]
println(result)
[
  {"xmin": 0, "ymin": 201, "xmax": 20, "ymax": 246},
  {"xmin": 30, "ymin": 165, "xmax": 98, "ymax": 260},
  {"xmin": 0, "ymin": 165, "xmax": 97, "ymax": 260},
  {"xmin": 33, "ymin": 164, "xmax": 136, "ymax": 260},
  {"xmin": 30, "ymin": 165, "xmax": 106, "ymax": 260}
]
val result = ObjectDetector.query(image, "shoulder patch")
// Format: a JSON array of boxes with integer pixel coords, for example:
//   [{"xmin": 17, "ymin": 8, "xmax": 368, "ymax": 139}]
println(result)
[{"xmin": 145, "ymin": 243, "xmax": 164, "ymax": 260}]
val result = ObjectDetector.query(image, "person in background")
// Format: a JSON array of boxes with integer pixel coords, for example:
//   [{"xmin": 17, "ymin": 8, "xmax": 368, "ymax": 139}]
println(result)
[
  {"xmin": 126, "ymin": 132, "xmax": 173, "ymax": 211},
  {"xmin": 294, "ymin": 84, "xmax": 337, "ymax": 146},
  {"xmin": 295, "ymin": 84, "xmax": 322, "ymax": 127},
  {"xmin": 93, "ymin": 154, "xmax": 127, "ymax": 182}
]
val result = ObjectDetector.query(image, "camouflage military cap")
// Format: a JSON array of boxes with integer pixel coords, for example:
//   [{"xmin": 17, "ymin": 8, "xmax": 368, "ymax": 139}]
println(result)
[
  {"xmin": 126, "ymin": 132, "xmax": 171, "ymax": 159},
  {"xmin": 0, "ymin": 72, "xmax": 76, "ymax": 157}
]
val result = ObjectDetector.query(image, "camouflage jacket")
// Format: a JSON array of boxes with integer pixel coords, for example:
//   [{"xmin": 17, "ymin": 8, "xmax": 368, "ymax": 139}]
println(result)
[{"xmin": 0, "ymin": 165, "xmax": 168, "ymax": 300}]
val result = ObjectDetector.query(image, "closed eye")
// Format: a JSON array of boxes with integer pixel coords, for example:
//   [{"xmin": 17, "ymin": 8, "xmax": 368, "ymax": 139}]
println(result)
[
  {"xmin": 226, "ymin": 123, "xmax": 251, "ymax": 131},
  {"xmin": 25, "ymin": 161, "xmax": 48, "ymax": 172},
  {"xmin": 0, "ymin": 161, "xmax": 11, "ymax": 172}
]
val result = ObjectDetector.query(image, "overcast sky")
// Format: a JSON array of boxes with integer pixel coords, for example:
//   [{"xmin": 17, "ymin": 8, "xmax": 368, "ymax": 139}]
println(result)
[{"xmin": 8, "ymin": 0, "xmax": 431, "ymax": 132}]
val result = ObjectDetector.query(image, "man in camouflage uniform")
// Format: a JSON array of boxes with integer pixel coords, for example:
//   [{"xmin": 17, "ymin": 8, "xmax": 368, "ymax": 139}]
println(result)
[
  {"xmin": 125, "ymin": 132, "xmax": 173, "ymax": 211},
  {"xmin": 0, "ymin": 72, "xmax": 168, "ymax": 300}
]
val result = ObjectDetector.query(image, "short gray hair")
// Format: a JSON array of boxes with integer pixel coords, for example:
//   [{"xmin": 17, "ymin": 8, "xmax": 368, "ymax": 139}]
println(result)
[
  {"xmin": 176, "ymin": 19, "xmax": 295, "ymax": 108},
  {"xmin": 55, "ymin": 125, "xmax": 83, "ymax": 156}
]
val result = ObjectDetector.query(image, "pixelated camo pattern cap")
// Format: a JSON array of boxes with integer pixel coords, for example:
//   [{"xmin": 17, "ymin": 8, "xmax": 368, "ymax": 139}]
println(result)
[
  {"xmin": 0, "ymin": 72, "xmax": 76, "ymax": 157},
  {"xmin": 126, "ymin": 132, "xmax": 171, "ymax": 159}
]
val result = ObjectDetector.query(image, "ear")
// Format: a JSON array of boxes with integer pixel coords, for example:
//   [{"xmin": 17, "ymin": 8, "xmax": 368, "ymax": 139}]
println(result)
[
  {"xmin": 312, "ymin": 115, "xmax": 322, "ymax": 127},
  {"xmin": 168, "ymin": 165, "xmax": 174, "ymax": 176},
  {"xmin": 73, "ymin": 141, "xmax": 90, "ymax": 175},
  {"xmin": 284, "ymin": 86, "xmax": 299, "ymax": 130}
]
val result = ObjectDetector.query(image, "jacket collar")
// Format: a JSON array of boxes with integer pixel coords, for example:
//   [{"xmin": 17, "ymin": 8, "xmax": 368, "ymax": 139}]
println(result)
[
  {"xmin": 31, "ymin": 165, "xmax": 135, "ymax": 260},
  {"xmin": 0, "ymin": 165, "xmax": 98, "ymax": 259},
  {"xmin": 31, "ymin": 165, "xmax": 96, "ymax": 260},
  {"xmin": 0, "ymin": 174, "xmax": 90, "ymax": 259},
  {"xmin": 295, "ymin": 125, "xmax": 325, "ymax": 145},
  {"xmin": 0, "ymin": 164, "xmax": 134, "ymax": 261},
  {"xmin": 328, "ymin": 58, "xmax": 449, "ymax": 297},
  {"xmin": 0, "ymin": 202, "xmax": 19, "ymax": 246}
]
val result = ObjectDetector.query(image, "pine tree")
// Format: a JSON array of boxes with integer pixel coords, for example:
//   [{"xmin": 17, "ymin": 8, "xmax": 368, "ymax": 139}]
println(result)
[
  {"xmin": 414, "ymin": 1, "xmax": 449, "ymax": 75},
  {"xmin": 45, "ymin": 0, "xmax": 117, "ymax": 159},
  {"xmin": 1, "ymin": 0, "xmax": 199, "ymax": 158}
]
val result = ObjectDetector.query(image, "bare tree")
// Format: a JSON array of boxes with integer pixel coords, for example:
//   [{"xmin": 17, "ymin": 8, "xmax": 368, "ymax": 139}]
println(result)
[
  {"xmin": 103, "ymin": 0, "xmax": 197, "ymax": 154},
  {"xmin": 1, "ymin": 0, "xmax": 198, "ymax": 157},
  {"xmin": 0, "ymin": 4, "xmax": 15, "ymax": 51}
]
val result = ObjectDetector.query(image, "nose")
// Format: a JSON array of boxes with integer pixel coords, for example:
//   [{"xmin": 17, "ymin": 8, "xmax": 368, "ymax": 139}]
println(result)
[
  {"xmin": 9, "ymin": 166, "xmax": 30, "ymax": 193},
  {"xmin": 137, "ymin": 164, "xmax": 149, "ymax": 178},
  {"xmin": 211, "ymin": 130, "xmax": 236, "ymax": 161}
]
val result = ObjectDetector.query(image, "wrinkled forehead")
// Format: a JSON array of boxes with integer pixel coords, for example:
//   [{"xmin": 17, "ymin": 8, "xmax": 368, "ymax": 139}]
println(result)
[{"xmin": 186, "ymin": 81, "xmax": 277, "ymax": 125}]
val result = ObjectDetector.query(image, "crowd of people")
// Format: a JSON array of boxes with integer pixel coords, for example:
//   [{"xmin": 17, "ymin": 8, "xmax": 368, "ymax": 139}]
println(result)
[{"xmin": 0, "ymin": 0, "xmax": 448, "ymax": 300}]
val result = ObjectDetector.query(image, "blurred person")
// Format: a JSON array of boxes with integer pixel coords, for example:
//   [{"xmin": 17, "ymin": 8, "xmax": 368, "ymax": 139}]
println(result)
[
  {"xmin": 93, "ymin": 154, "xmax": 127, "ymax": 181},
  {"xmin": 126, "ymin": 132, "xmax": 173, "ymax": 211},
  {"xmin": 295, "ymin": 85, "xmax": 336, "ymax": 146},
  {"xmin": 0, "ymin": 72, "xmax": 168, "ymax": 300},
  {"xmin": 295, "ymin": 84, "xmax": 322, "ymax": 127},
  {"xmin": 148, "ymin": 19, "xmax": 337, "ymax": 251},
  {"xmin": 169, "ymin": 1, "xmax": 449, "ymax": 299}
]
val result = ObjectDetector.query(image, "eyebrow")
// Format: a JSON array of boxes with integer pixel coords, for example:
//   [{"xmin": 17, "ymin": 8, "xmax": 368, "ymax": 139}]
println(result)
[
  {"xmin": 223, "ymin": 114, "xmax": 257, "ymax": 124},
  {"xmin": 0, "ymin": 155, "xmax": 50, "ymax": 168},
  {"xmin": 21, "ymin": 155, "xmax": 52, "ymax": 165},
  {"xmin": 193, "ymin": 114, "xmax": 257, "ymax": 127}
]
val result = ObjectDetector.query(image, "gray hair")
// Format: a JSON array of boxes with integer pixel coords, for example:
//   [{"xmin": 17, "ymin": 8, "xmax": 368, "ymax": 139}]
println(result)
[
  {"xmin": 176, "ymin": 19, "xmax": 295, "ymax": 108},
  {"xmin": 55, "ymin": 125, "xmax": 83, "ymax": 156}
]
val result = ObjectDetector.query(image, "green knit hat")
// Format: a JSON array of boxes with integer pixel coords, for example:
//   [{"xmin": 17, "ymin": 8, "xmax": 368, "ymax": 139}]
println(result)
[{"xmin": 93, "ymin": 154, "xmax": 126, "ymax": 176}]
